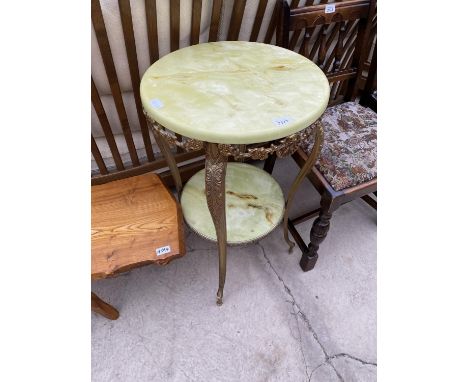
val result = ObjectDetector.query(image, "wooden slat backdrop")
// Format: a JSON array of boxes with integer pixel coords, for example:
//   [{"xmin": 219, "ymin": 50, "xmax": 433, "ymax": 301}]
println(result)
[
  {"xmin": 91, "ymin": 0, "xmax": 376, "ymax": 183},
  {"xmin": 91, "ymin": 135, "xmax": 109, "ymax": 175},
  {"xmin": 169, "ymin": 0, "xmax": 184, "ymax": 152},
  {"xmin": 209, "ymin": 0, "xmax": 223, "ymax": 42},
  {"xmin": 191, "ymin": 0, "xmax": 203, "ymax": 45},
  {"xmin": 118, "ymin": 0, "xmax": 154, "ymax": 162},
  {"xmin": 227, "ymin": 0, "xmax": 247, "ymax": 41},
  {"xmin": 91, "ymin": 78, "xmax": 125, "ymax": 171},
  {"xmin": 250, "ymin": 0, "xmax": 268, "ymax": 41},
  {"xmin": 263, "ymin": 0, "xmax": 280, "ymax": 44},
  {"xmin": 144, "ymin": 0, "xmax": 159, "ymax": 63},
  {"xmin": 91, "ymin": 0, "xmax": 140, "ymax": 167},
  {"xmin": 170, "ymin": 0, "xmax": 180, "ymax": 52}
]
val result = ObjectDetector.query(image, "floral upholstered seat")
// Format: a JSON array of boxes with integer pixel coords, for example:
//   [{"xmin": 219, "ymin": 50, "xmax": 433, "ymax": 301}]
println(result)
[{"xmin": 301, "ymin": 102, "xmax": 377, "ymax": 191}]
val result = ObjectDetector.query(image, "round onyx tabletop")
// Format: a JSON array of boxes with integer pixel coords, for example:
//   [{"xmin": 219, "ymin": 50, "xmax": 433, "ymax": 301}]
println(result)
[{"xmin": 140, "ymin": 41, "xmax": 330, "ymax": 145}]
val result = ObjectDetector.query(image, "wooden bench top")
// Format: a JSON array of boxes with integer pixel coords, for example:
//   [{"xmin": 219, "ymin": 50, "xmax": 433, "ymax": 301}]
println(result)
[{"xmin": 92, "ymin": 173, "xmax": 185, "ymax": 280}]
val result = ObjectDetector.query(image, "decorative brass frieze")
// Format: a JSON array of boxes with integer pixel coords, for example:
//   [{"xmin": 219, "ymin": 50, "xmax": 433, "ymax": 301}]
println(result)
[{"xmin": 144, "ymin": 109, "xmax": 320, "ymax": 160}]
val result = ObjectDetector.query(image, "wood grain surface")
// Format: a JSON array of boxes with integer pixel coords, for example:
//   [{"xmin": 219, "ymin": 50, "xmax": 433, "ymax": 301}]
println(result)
[{"xmin": 92, "ymin": 173, "xmax": 185, "ymax": 279}]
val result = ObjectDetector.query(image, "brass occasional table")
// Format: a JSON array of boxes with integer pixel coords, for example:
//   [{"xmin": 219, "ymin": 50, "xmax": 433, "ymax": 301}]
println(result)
[{"xmin": 140, "ymin": 41, "xmax": 330, "ymax": 305}]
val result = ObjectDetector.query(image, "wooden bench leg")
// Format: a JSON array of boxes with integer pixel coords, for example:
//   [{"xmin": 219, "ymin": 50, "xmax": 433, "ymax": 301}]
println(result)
[{"xmin": 91, "ymin": 292, "xmax": 119, "ymax": 320}]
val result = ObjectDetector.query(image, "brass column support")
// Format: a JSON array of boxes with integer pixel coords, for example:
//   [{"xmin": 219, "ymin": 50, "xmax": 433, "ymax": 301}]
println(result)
[
  {"xmin": 283, "ymin": 122, "xmax": 324, "ymax": 252},
  {"xmin": 150, "ymin": 125, "xmax": 183, "ymax": 200},
  {"xmin": 204, "ymin": 143, "xmax": 228, "ymax": 306}
]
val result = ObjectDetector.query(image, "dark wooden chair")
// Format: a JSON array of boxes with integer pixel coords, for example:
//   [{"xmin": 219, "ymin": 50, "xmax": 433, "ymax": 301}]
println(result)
[{"xmin": 265, "ymin": 0, "xmax": 377, "ymax": 271}]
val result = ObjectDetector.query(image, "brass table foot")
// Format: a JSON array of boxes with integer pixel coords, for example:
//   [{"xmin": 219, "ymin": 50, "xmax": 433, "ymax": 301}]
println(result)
[{"xmin": 216, "ymin": 289, "xmax": 223, "ymax": 306}]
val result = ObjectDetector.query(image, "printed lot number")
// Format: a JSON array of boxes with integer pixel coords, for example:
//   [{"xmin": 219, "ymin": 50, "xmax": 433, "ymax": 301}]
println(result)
[
  {"xmin": 273, "ymin": 116, "xmax": 294, "ymax": 127},
  {"xmin": 325, "ymin": 4, "xmax": 335, "ymax": 13},
  {"xmin": 156, "ymin": 245, "xmax": 171, "ymax": 256}
]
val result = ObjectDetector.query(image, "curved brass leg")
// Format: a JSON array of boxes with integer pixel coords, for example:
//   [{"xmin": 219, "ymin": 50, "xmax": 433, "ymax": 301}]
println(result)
[
  {"xmin": 151, "ymin": 126, "xmax": 183, "ymax": 200},
  {"xmin": 283, "ymin": 122, "xmax": 324, "ymax": 252},
  {"xmin": 204, "ymin": 143, "xmax": 228, "ymax": 306}
]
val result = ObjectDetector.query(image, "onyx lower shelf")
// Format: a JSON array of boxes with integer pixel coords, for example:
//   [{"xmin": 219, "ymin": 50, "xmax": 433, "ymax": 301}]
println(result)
[{"xmin": 180, "ymin": 163, "xmax": 285, "ymax": 245}]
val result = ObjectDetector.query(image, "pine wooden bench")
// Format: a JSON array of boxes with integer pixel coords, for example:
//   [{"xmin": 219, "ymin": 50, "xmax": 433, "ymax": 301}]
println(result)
[{"xmin": 91, "ymin": 173, "xmax": 185, "ymax": 319}]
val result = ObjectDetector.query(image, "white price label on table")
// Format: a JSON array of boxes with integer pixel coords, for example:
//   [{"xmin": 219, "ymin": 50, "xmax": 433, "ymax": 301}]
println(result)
[
  {"xmin": 156, "ymin": 245, "xmax": 171, "ymax": 256},
  {"xmin": 150, "ymin": 99, "xmax": 164, "ymax": 109},
  {"xmin": 273, "ymin": 116, "xmax": 294, "ymax": 127},
  {"xmin": 325, "ymin": 4, "xmax": 335, "ymax": 13}
]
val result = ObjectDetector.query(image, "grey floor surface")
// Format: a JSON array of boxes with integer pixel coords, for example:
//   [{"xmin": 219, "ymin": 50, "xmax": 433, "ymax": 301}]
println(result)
[{"xmin": 92, "ymin": 157, "xmax": 377, "ymax": 382}]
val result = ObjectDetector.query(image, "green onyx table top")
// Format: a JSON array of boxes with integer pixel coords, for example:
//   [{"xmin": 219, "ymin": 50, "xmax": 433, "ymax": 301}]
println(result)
[
  {"xmin": 181, "ymin": 163, "xmax": 285, "ymax": 244},
  {"xmin": 140, "ymin": 41, "xmax": 330, "ymax": 144}
]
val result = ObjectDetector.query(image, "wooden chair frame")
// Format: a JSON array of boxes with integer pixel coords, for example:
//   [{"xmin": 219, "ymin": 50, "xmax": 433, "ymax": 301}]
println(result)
[{"xmin": 265, "ymin": 0, "xmax": 377, "ymax": 271}]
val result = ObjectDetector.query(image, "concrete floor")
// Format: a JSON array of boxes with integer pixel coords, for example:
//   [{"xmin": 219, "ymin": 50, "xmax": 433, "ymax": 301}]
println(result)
[{"xmin": 92, "ymin": 157, "xmax": 377, "ymax": 382}]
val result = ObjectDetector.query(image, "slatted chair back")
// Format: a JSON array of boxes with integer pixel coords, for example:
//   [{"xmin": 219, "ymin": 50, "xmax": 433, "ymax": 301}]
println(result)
[
  {"xmin": 359, "ymin": 41, "xmax": 376, "ymax": 112},
  {"xmin": 276, "ymin": 0, "xmax": 376, "ymax": 106},
  {"xmin": 91, "ymin": 0, "xmax": 287, "ymax": 185},
  {"xmin": 91, "ymin": 0, "xmax": 200, "ymax": 185}
]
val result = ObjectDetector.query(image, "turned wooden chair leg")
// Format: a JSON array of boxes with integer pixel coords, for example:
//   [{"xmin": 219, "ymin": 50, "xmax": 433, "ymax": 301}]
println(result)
[
  {"xmin": 263, "ymin": 153, "xmax": 277, "ymax": 174},
  {"xmin": 91, "ymin": 292, "xmax": 119, "ymax": 320},
  {"xmin": 300, "ymin": 198, "xmax": 334, "ymax": 272}
]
